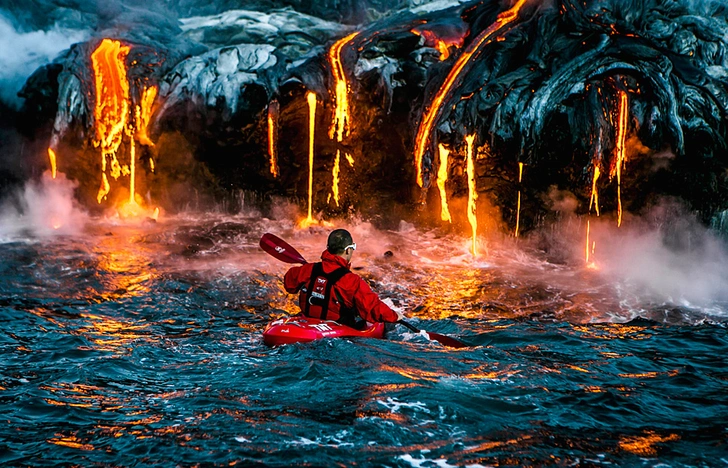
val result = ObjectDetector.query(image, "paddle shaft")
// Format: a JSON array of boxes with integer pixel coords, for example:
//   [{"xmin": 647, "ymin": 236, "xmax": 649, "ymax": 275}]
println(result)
[{"xmin": 398, "ymin": 319, "xmax": 423, "ymax": 334}]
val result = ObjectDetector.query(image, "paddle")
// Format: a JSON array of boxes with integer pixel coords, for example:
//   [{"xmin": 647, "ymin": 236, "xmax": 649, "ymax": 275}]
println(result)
[
  {"xmin": 259, "ymin": 232, "xmax": 468, "ymax": 349},
  {"xmin": 260, "ymin": 233, "xmax": 307, "ymax": 264}
]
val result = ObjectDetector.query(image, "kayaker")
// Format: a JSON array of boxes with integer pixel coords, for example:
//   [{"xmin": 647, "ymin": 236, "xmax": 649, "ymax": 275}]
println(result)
[{"xmin": 283, "ymin": 229, "xmax": 405, "ymax": 328}]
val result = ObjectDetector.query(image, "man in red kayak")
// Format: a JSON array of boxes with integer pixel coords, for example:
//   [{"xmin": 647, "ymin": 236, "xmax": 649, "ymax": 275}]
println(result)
[{"xmin": 284, "ymin": 229, "xmax": 405, "ymax": 328}]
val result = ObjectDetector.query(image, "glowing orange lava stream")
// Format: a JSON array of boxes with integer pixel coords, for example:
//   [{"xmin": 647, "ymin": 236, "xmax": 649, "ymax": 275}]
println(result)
[
  {"xmin": 613, "ymin": 90, "xmax": 629, "ymax": 227},
  {"xmin": 267, "ymin": 100, "xmax": 279, "ymax": 178},
  {"xmin": 136, "ymin": 86, "xmax": 157, "ymax": 147},
  {"xmin": 328, "ymin": 32, "xmax": 359, "ymax": 143},
  {"xmin": 436, "ymin": 144, "xmax": 451, "ymax": 222},
  {"xmin": 585, "ymin": 219, "xmax": 590, "ymax": 263},
  {"xmin": 413, "ymin": 0, "xmax": 529, "ymax": 187},
  {"xmin": 306, "ymin": 91, "xmax": 317, "ymax": 224},
  {"xmin": 465, "ymin": 134, "xmax": 478, "ymax": 256},
  {"xmin": 91, "ymin": 39, "xmax": 131, "ymax": 203},
  {"xmin": 48, "ymin": 148, "xmax": 57, "ymax": 179},
  {"xmin": 515, "ymin": 162, "xmax": 524, "ymax": 237},
  {"xmin": 410, "ymin": 29, "xmax": 460, "ymax": 61},
  {"xmin": 328, "ymin": 32, "xmax": 359, "ymax": 206},
  {"xmin": 586, "ymin": 162, "xmax": 601, "ymax": 266},
  {"xmin": 332, "ymin": 150, "xmax": 341, "ymax": 206},
  {"xmin": 589, "ymin": 164, "xmax": 601, "ymax": 216},
  {"xmin": 129, "ymin": 139, "xmax": 136, "ymax": 204}
]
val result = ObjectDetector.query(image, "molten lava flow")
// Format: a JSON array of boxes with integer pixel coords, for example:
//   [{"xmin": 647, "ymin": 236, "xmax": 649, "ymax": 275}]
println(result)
[
  {"xmin": 328, "ymin": 32, "xmax": 359, "ymax": 143},
  {"xmin": 332, "ymin": 150, "xmax": 341, "ymax": 206},
  {"xmin": 465, "ymin": 134, "xmax": 478, "ymax": 256},
  {"xmin": 436, "ymin": 144, "xmax": 451, "ymax": 222},
  {"xmin": 612, "ymin": 90, "xmax": 629, "ymax": 227},
  {"xmin": 410, "ymin": 28, "xmax": 462, "ymax": 61},
  {"xmin": 413, "ymin": 0, "xmax": 529, "ymax": 187},
  {"xmin": 306, "ymin": 91, "xmax": 317, "ymax": 224},
  {"xmin": 97, "ymin": 174, "xmax": 110, "ymax": 204},
  {"xmin": 267, "ymin": 100, "xmax": 279, "ymax": 177},
  {"xmin": 585, "ymin": 219, "xmax": 591, "ymax": 264},
  {"xmin": 135, "ymin": 86, "xmax": 157, "ymax": 147},
  {"xmin": 586, "ymin": 162, "xmax": 601, "ymax": 267},
  {"xmin": 589, "ymin": 164, "xmax": 601, "ymax": 216},
  {"xmin": 436, "ymin": 41, "xmax": 450, "ymax": 61},
  {"xmin": 91, "ymin": 39, "xmax": 131, "ymax": 203},
  {"xmin": 129, "ymin": 139, "xmax": 136, "ymax": 205},
  {"xmin": 515, "ymin": 162, "xmax": 524, "ymax": 237},
  {"xmin": 585, "ymin": 220, "xmax": 598, "ymax": 269},
  {"xmin": 48, "ymin": 148, "xmax": 57, "ymax": 179},
  {"xmin": 328, "ymin": 32, "xmax": 359, "ymax": 205}
]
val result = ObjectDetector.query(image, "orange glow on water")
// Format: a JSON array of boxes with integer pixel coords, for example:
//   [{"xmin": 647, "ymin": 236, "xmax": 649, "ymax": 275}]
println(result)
[
  {"xmin": 48, "ymin": 435, "xmax": 95, "ymax": 451},
  {"xmin": 619, "ymin": 432, "xmax": 679, "ymax": 456},
  {"xmin": 413, "ymin": 0, "xmax": 529, "ymax": 187},
  {"xmin": 47, "ymin": 148, "xmax": 57, "ymax": 178},
  {"xmin": 267, "ymin": 100, "xmax": 279, "ymax": 177},
  {"xmin": 436, "ymin": 144, "xmax": 451, "ymax": 222},
  {"xmin": 306, "ymin": 91, "xmax": 317, "ymax": 224},
  {"xmin": 613, "ymin": 90, "xmax": 629, "ymax": 227},
  {"xmin": 465, "ymin": 134, "xmax": 478, "ymax": 256},
  {"xmin": 515, "ymin": 162, "xmax": 524, "ymax": 237},
  {"xmin": 328, "ymin": 32, "xmax": 359, "ymax": 143},
  {"xmin": 91, "ymin": 39, "xmax": 130, "ymax": 203}
]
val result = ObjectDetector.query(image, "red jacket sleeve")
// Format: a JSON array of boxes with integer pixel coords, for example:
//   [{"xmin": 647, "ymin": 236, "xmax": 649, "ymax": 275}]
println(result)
[
  {"xmin": 347, "ymin": 275, "xmax": 399, "ymax": 323},
  {"xmin": 283, "ymin": 264, "xmax": 311, "ymax": 293}
]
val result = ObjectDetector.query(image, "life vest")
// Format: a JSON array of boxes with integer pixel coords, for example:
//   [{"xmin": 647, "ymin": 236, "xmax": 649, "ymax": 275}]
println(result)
[{"xmin": 299, "ymin": 262, "xmax": 357, "ymax": 326}]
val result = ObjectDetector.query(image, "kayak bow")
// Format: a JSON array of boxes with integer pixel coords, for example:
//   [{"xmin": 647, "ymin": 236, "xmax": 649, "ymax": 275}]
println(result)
[{"xmin": 263, "ymin": 316, "xmax": 385, "ymax": 346}]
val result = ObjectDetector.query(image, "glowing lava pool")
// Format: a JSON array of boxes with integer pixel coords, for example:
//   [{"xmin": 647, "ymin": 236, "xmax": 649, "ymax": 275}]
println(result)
[{"xmin": 0, "ymin": 214, "xmax": 727, "ymax": 466}]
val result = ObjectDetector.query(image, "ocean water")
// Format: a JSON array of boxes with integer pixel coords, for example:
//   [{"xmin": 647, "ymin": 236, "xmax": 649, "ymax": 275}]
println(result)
[{"xmin": 1, "ymin": 214, "xmax": 727, "ymax": 467}]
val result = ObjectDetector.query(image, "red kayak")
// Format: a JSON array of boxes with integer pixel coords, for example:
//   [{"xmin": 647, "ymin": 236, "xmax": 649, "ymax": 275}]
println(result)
[{"xmin": 263, "ymin": 316, "xmax": 386, "ymax": 346}]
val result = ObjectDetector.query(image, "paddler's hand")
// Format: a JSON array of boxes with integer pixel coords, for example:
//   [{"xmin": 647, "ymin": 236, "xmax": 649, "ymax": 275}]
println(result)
[{"xmin": 382, "ymin": 298, "xmax": 406, "ymax": 322}]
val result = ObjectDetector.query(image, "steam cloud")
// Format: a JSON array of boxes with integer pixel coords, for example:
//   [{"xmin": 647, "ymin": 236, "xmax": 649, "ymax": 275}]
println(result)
[
  {"xmin": 591, "ymin": 207, "xmax": 728, "ymax": 310},
  {"xmin": 0, "ymin": 13, "xmax": 88, "ymax": 107},
  {"xmin": 0, "ymin": 171, "xmax": 87, "ymax": 239}
]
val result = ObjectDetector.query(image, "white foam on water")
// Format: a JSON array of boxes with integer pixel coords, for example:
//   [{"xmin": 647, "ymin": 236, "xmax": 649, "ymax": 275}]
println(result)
[{"xmin": 377, "ymin": 397, "xmax": 430, "ymax": 414}]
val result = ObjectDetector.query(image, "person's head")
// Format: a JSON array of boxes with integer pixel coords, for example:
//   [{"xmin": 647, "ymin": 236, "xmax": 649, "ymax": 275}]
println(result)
[{"xmin": 327, "ymin": 229, "xmax": 356, "ymax": 262}]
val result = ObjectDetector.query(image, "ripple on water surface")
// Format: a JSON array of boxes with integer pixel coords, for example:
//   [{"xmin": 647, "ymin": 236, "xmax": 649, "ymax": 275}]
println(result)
[{"xmin": 0, "ymin": 216, "xmax": 727, "ymax": 466}]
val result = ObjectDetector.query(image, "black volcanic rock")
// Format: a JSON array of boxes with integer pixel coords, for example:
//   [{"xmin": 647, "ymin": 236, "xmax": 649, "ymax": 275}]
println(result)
[{"xmin": 6, "ymin": 0, "xmax": 728, "ymax": 229}]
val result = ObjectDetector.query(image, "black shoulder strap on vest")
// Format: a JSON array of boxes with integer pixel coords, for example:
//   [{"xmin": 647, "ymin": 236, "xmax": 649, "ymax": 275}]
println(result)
[{"xmin": 303, "ymin": 263, "xmax": 349, "ymax": 320}]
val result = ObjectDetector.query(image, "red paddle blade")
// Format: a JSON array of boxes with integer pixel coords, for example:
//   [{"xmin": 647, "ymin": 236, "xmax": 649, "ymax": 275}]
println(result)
[
  {"xmin": 259, "ymin": 233, "xmax": 307, "ymax": 264},
  {"xmin": 426, "ymin": 332, "xmax": 469, "ymax": 349}
]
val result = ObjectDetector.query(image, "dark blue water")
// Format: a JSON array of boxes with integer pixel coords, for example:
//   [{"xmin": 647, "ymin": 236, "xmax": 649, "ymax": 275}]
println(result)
[{"xmin": 1, "ymin": 216, "xmax": 727, "ymax": 466}]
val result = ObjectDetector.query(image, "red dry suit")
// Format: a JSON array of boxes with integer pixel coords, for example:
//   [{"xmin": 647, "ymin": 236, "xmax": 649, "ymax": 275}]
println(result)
[{"xmin": 283, "ymin": 250, "xmax": 398, "ymax": 326}]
